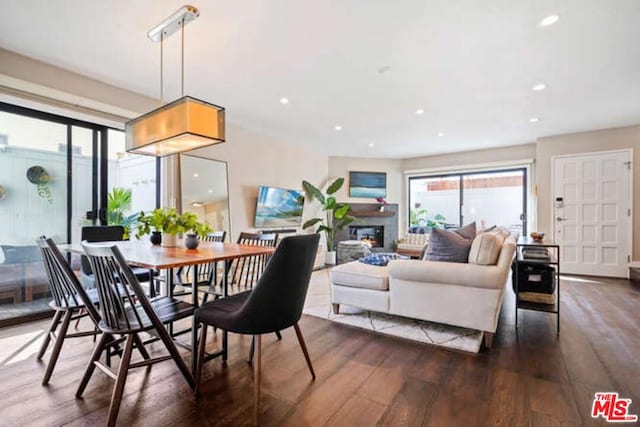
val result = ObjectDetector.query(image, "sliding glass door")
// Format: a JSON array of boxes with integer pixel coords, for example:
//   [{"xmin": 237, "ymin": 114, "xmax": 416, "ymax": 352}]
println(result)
[
  {"xmin": 409, "ymin": 168, "xmax": 527, "ymax": 234},
  {"xmin": 0, "ymin": 102, "xmax": 159, "ymax": 326},
  {"xmin": 0, "ymin": 111, "xmax": 69, "ymax": 321}
]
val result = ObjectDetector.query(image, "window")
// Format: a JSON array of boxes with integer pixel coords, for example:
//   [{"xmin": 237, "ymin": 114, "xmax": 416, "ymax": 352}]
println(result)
[{"xmin": 408, "ymin": 168, "xmax": 527, "ymax": 233}]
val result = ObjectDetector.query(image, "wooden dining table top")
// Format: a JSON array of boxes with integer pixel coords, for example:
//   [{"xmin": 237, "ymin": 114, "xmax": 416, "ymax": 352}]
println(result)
[{"xmin": 59, "ymin": 239, "xmax": 275, "ymax": 270}]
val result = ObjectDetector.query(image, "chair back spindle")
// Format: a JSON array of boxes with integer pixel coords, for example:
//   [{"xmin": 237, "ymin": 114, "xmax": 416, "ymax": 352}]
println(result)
[
  {"xmin": 229, "ymin": 232, "xmax": 278, "ymax": 290},
  {"xmin": 36, "ymin": 237, "xmax": 100, "ymax": 324},
  {"xmin": 82, "ymin": 242, "xmax": 149, "ymax": 333}
]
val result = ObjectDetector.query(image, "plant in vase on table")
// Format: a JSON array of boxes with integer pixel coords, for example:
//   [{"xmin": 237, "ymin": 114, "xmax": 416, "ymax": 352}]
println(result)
[
  {"xmin": 302, "ymin": 178, "xmax": 356, "ymax": 265},
  {"xmin": 180, "ymin": 211, "xmax": 213, "ymax": 249},
  {"xmin": 135, "ymin": 208, "xmax": 212, "ymax": 248}
]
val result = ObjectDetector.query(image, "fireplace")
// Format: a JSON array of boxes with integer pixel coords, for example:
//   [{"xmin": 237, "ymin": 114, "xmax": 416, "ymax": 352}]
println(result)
[{"xmin": 349, "ymin": 225, "xmax": 384, "ymax": 248}]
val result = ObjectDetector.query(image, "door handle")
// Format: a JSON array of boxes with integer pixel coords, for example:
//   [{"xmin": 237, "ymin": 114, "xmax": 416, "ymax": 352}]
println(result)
[{"xmin": 556, "ymin": 216, "xmax": 568, "ymax": 222}]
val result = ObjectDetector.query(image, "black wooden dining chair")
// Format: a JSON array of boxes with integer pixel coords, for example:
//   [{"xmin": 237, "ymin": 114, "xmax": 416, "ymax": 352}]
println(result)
[
  {"xmin": 194, "ymin": 234, "xmax": 319, "ymax": 425},
  {"xmin": 81, "ymin": 225, "xmax": 159, "ymax": 296},
  {"xmin": 77, "ymin": 242, "xmax": 196, "ymax": 427},
  {"xmin": 201, "ymin": 232, "xmax": 278, "ymax": 303},
  {"xmin": 175, "ymin": 231, "xmax": 226, "ymax": 298},
  {"xmin": 36, "ymin": 237, "xmax": 104, "ymax": 385}
]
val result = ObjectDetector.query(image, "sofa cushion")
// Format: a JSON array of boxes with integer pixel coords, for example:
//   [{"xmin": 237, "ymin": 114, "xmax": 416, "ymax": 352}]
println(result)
[
  {"xmin": 389, "ymin": 259, "xmax": 505, "ymax": 290},
  {"xmin": 468, "ymin": 233, "xmax": 503, "ymax": 265},
  {"xmin": 425, "ymin": 222, "xmax": 476, "ymax": 263},
  {"xmin": 330, "ymin": 261, "xmax": 389, "ymax": 291}
]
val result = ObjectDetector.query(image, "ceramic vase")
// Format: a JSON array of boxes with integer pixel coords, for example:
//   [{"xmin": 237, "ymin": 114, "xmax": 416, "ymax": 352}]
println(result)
[
  {"xmin": 150, "ymin": 231, "xmax": 162, "ymax": 245},
  {"xmin": 161, "ymin": 233, "xmax": 177, "ymax": 247},
  {"xmin": 184, "ymin": 233, "xmax": 200, "ymax": 249}
]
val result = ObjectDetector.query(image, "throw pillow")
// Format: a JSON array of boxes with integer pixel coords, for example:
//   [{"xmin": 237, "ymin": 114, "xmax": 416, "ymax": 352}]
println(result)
[
  {"xmin": 359, "ymin": 252, "xmax": 406, "ymax": 267},
  {"xmin": 425, "ymin": 224, "xmax": 476, "ymax": 263},
  {"xmin": 468, "ymin": 233, "xmax": 503, "ymax": 265},
  {"xmin": 455, "ymin": 221, "xmax": 477, "ymax": 240}
]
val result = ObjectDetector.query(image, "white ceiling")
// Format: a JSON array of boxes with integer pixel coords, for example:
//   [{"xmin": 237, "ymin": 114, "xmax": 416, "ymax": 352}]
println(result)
[{"xmin": 1, "ymin": 0, "xmax": 639, "ymax": 159}]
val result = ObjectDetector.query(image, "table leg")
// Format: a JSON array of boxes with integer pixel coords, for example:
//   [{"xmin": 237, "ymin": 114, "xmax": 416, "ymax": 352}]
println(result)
[
  {"xmin": 222, "ymin": 260, "xmax": 228, "ymax": 362},
  {"xmin": 191, "ymin": 264, "xmax": 199, "ymax": 374},
  {"xmin": 147, "ymin": 269, "xmax": 154, "ymax": 297},
  {"xmin": 168, "ymin": 268, "xmax": 174, "ymax": 336}
]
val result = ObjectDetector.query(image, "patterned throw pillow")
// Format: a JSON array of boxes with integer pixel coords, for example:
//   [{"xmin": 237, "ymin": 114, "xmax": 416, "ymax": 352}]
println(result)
[{"xmin": 359, "ymin": 252, "xmax": 406, "ymax": 267}]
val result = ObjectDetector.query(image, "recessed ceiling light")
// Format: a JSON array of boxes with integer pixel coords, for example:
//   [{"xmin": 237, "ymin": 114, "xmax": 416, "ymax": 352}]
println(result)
[
  {"xmin": 279, "ymin": 97, "xmax": 289, "ymax": 104},
  {"xmin": 208, "ymin": 189, "xmax": 213, "ymax": 193},
  {"xmin": 415, "ymin": 109, "xmax": 425, "ymax": 115},
  {"xmin": 334, "ymin": 125, "xmax": 342, "ymax": 131},
  {"xmin": 539, "ymin": 15, "xmax": 559, "ymax": 27},
  {"xmin": 532, "ymin": 83, "xmax": 546, "ymax": 91},
  {"xmin": 437, "ymin": 131, "xmax": 445, "ymax": 137},
  {"xmin": 529, "ymin": 117, "xmax": 540, "ymax": 123},
  {"xmin": 193, "ymin": 173, "xmax": 199, "ymax": 178},
  {"xmin": 368, "ymin": 142, "xmax": 375, "ymax": 147}
]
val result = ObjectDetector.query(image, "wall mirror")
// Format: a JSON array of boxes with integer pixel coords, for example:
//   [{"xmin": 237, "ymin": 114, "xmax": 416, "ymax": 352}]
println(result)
[{"xmin": 179, "ymin": 154, "xmax": 231, "ymax": 240}]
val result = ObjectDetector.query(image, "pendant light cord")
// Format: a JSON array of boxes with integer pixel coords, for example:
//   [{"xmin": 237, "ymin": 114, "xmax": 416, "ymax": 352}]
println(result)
[
  {"xmin": 181, "ymin": 19, "xmax": 185, "ymax": 97},
  {"xmin": 160, "ymin": 31, "xmax": 164, "ymax": 105}
]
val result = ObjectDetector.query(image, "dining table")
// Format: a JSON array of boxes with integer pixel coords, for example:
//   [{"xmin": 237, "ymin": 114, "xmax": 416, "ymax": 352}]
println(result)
[{"xmin": 59, "ymin": 239, "xmax": 276, "ymax": 373}]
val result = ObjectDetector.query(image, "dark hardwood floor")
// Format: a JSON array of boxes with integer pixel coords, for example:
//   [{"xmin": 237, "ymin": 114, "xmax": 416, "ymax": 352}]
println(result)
[{"xmin": 0, "ymin": 273, "xmax": 638, "ymax": 426}]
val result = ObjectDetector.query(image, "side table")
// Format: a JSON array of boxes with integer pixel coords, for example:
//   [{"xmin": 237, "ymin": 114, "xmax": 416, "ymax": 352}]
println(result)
[{"xmin": 514, "ymin": 237, "xmax": 560, "ymax": 334}]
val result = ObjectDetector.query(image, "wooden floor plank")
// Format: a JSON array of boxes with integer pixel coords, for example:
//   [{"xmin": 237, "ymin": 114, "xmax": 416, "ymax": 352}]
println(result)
[{"xmin": 0, "ymin": 273, "xmax": 638, "ymax": 426}]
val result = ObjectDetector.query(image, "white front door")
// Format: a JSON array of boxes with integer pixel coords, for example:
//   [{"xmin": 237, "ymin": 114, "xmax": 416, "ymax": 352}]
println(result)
[{"xmin": 553, "ymin": 150, "xmax": 632, "ymax": 277}]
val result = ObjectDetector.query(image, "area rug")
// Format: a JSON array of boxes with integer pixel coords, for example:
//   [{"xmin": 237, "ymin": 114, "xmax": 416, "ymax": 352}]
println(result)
[{"xmin": 303, "ymin": 270, "xmax": 484, "ymax": 353}]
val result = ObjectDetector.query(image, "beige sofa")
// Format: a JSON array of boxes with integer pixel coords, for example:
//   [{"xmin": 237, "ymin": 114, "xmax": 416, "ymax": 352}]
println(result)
[{"xmin": 330, "ymin": 234, "xmax": 516, "ymax": 348}]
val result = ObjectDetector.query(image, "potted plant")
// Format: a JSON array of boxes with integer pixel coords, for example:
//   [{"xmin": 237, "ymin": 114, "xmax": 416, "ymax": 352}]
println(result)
[
  {"xmin": 135, "ymin": 208, "xmax": 213, "ymax": 248},
  {"xmin": 302, "ymin": 178, "xmax": 355, "ymax": 265},
  {"xmin": 180, "ymin": 211, "xmax": 213, "ymax": 249},
  {"xmin": 135, "ymin": 208, "xmax": 184, "ymax": 247},
  {"xmin": 26, "ymin": 165, "xmax": 53, "ymax": 204},
  {"xmin": 107, "ymin": 187, "xmax": 139, "ymax": 239}
]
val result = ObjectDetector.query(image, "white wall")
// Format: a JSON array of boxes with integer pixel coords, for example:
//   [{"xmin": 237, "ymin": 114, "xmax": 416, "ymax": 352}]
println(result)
[
  {"xmin": 190, "ymin": 124, "xmax": 329, "ymax": 242},
  {"xmin": 402, "ymin": 144, "xmax": 536, "ymax": 172},
  {"xmin": 328, "ymin": 156, "xmax": 404, "ymax": 233},
  {"xmin": 536, "ymin": 125, "xmax": 640, "ymax": 259}
]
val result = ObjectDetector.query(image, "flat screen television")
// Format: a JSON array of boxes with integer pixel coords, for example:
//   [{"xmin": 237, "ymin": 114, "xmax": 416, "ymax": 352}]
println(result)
[{"xmin": 254, "ymin": 185, "xmax": 305, "ymax": 228}]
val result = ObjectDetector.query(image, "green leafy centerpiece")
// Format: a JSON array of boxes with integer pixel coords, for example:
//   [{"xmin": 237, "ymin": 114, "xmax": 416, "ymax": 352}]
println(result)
[{"xmin": 135, "ymin": 208, "xmax": 212, "ymax": 248}]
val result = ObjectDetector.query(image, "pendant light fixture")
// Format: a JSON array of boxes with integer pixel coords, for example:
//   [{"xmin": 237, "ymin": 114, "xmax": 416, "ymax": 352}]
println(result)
[{"xmin": 125, "ymin": 5, "xmax": 225, "ymax": 157}]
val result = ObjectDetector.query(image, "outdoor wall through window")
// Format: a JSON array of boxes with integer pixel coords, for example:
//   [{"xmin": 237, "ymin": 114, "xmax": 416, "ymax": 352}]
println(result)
[
  {"xmin": 408, "ymin": 168, "xmax": 527, "ymax": 234},
  {"xmin": 0, "ymin": 102, "xmax": 159, "ymax": 326}
]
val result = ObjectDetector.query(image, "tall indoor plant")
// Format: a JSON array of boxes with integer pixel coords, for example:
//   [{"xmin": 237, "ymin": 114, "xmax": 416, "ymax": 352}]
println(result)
[
  {"xmin": 107, "ymin": 187, "xmax": 139, "ymax": 239},
  {"xmin": 302, "ymin": 178, "xmax": 355, "ymax": 265}
]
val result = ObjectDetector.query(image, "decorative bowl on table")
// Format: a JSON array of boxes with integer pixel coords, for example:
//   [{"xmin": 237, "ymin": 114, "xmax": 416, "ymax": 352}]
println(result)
[{"xmin": 530, "ymin": 232, "xmax": 545, "ymax": 242}]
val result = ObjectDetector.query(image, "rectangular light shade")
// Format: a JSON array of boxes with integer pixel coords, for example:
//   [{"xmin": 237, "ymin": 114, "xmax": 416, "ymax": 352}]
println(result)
[{"xmin": 125, "ymin": 96, "xmax": 225, "ymax": 157}]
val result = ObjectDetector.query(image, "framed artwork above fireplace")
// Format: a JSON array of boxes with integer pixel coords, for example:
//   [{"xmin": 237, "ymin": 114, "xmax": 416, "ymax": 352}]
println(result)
[{"xmin": 349, "ymin": 171, "xmax": 386, "ymax": 198}]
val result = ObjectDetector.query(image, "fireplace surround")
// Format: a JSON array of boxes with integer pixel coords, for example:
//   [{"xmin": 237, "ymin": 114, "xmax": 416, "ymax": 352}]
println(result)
[{"xmin": 334, "ymin": 203, "xmax": 398, "ymax": 252}]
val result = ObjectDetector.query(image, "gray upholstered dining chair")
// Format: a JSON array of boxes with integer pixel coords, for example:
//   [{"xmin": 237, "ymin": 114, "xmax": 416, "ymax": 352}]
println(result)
[{"xmin": 194, "ymin": 234, "xmax": 319, "ymax": 425}]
